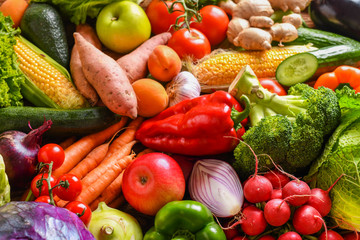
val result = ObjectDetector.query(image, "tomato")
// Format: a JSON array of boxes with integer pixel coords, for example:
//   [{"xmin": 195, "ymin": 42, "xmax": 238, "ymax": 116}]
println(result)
[
  {"xmin": 30, "ymin": 173, "xmax": 57, "ymax": 197},
  {"xmin": 65, "ymin": 201, "xmax": 92, "ymax": 226},
  {"xmin": 54, "ymin": 174, "xmax": 82, "ymax": 201},
  {"xmin": 37, "ymin": 143, "xmax": 65, "ymax": 170},
  {"xmin": 35, "ymin": 195, "xmax": 57, "ymax": 206},
  {"xmin": 167, "ymin": 28, "xmax": 211, "ymax": 60},
  {"xmin": 259, "ymin": 78, "xmax": 287, "ymax": 96},
  {"xmin": 146, "ymin": 0, "xmax": 184, "ymax": 35},
  {"xmin": 190, "ymin": 5, "xmax": 229, "ymax": 47}
]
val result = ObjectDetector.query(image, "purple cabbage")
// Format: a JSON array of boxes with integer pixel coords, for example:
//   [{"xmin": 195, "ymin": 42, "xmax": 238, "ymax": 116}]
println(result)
[{"xmin": 0, "ymin": 201, "xmax": 95, "ymax": 240}]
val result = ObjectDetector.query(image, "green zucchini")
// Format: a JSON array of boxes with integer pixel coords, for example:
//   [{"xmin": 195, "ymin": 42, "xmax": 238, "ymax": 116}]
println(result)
[
  {"xmin": 0, "ymin": 107, "xmax": 122, "ymax": 137},
  {"xmin": 276, "ymin": 28, "xmax": 360, "ymax": 86}
]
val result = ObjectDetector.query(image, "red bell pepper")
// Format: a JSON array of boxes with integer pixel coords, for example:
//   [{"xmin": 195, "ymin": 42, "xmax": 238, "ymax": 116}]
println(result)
[{"xmin": 135, "ymin": 91, "xmax": 250, "ymax": 156}]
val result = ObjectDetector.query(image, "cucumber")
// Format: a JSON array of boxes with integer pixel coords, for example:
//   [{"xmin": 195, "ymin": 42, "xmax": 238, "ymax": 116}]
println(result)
[
  {"xmin": 0, "ymin": 107, "xmax": 122, "ymax": 137},
  {"xmin": 276, "ymin": 28, "xmax": 360, "ymax": 86},
  {"xmin": 20, "ymin": 3, "xmax": 70, "ymax": 68}
]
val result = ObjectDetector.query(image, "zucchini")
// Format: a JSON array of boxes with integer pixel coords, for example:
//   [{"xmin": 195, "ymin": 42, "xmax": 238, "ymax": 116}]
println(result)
[
  {"xmin": 276, "ymin": 28, "xmax": 360, "ymax": 86},
  {"xmin": 0, "ymin": 107, "xmax": 122, "ymax": 137}
]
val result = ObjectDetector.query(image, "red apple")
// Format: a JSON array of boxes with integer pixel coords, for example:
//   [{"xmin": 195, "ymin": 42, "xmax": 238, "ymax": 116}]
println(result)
[{"xmin": 122, "ymin": 152, "xmax": 185, "ymax": 216}]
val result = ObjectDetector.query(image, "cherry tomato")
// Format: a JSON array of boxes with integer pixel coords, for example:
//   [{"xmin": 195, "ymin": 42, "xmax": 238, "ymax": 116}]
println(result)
[
  {"xmin": 146, "ymin": 0, "xmax": 184, "ymax": 35},
  {"xmin": 65, "ymin": 201, "xmax": 92, "ymax": 226},
  {"xmin": 167, "ymin": 28, "xmax": 211, "ymax": 60},
  {"xmin": 30, "ymin": 173, "xmax": 57, "ymax": 197},
  {"xmin": 54, "ymin": 174, "xmax": 82, "ymax": 201},
  {"xmin": 259, "ymin": 78, "xmax": 287, "ymax": 96},
  {"xmin": 37, "ymin": 143, "xmax": 65, "ymax": 170},
  {"xmin": 190, "ymin": 5, "xmax": 229, "ymax": 47},
  {"xmin": 35, "ymin": 195, "xmax": 57, "ymax": 206}
]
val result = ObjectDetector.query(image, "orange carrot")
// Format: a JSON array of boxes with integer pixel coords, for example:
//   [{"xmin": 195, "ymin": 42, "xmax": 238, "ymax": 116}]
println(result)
[
  {"xmin": 59, "ymin": 136, "xmax": 77, "ymax": 150},
  {"xmin": 136, "ymin": 148, "xmax": 154, "ymax": 157},
  {"xmin": 107, "ymin": 194, "xmax": 126, "ymax": 209},
  {"xmin": 76, "ymin": 153, "xmax": 136, "ymax": 205},
  {"xmin": 105, "ymin": 117, "xmax": 144, "ymax": 159},
  {"xmin": 52, "ymin": 117, "xmax": 128, "ymax": 178}
]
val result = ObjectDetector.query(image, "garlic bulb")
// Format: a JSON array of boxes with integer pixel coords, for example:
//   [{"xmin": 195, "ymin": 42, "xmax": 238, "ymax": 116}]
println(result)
[{"xmin": 166, "ymin": 71, "xmax": 201, "ymax": 106}]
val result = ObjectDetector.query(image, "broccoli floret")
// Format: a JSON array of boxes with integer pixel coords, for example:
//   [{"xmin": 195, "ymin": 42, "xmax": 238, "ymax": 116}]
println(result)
[{"xmin": 230, "ymin": 66, "xmax": 341, "ymax": 180}]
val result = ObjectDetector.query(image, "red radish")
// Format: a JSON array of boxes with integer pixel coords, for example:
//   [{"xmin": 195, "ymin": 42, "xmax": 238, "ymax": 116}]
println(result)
[
  {"xmin": 243, "ymin": 147, "xmax": 273, "ymax": 203},
  {"xmin": 0, "ymin": 120, "xmax": 52, "ymax": 189},
  {"xmin": 232, "ymin": 236, "xmax": 249, "ymax": 240},
  {"xmin": 307, "ymin": 174, "xmax": 344, "ymax": 217},
  {"xmin": 293, "ymin": 205, "xmax": 326, "ymax": 235},
  {"xmin": 282, "ymin": 180, "xmax": 311, "ymax": 206},
  {"xmin": 343, "ymin": 232, "xmax": 360, "ymax": 240},
  {"xmin": 270, "ymin": 188, "xmax": 282, "ymax": 199},
  {"xmin": 239, "ymin": 205, "xmax": 267, "ymax": 236},
  {"xmin": 257, "ymin": 235, "xmax": 276, "ymax": 240},
  {"xmin": 319, "ymin": 230, "xmax": 344, "ymax": 240},
  {"xmin": 263, "ymin": 169, "xmax": 290, "ymax": 189},
  {"xmin": 223, "ymin": 223, "xmax": 240, "ymax": 240},
  {"xmin": 264, "ymin": 198, "xmax": 291, "ymax": 226},
  {"xmin": 278, "ymin": 231, "xmax": 302, "ymax": 240}
]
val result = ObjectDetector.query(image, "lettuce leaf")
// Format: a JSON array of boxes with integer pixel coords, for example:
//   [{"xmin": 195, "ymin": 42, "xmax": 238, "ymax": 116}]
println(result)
[
  {"xmin": 0, "ymin": 13, "xmax": 25, "ymax": 107},
  {"xmin": 0, "ymin": 155, "xmax": 10, "ymax": 207}
]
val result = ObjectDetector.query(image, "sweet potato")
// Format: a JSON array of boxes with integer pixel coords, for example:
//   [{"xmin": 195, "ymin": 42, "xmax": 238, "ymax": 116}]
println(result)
[
  {"xmin": 70, "ymin": 24, "xmax": 102, "ymax": 106},
  {"xmin": 74, "ymin": 32, "xmax": 138, "ymax": 119},
  {"xmin": 116, "ymin": 32, "xmax": 172, "ymax": 83}
]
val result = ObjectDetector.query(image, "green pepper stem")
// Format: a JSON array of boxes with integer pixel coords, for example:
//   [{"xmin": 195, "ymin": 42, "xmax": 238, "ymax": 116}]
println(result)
[{"xmin": 231, "ymin": 95, "xmax": 251, "ymax": 130}]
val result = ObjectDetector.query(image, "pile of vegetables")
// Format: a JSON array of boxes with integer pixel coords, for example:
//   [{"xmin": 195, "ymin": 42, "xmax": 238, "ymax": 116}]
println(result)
[{"xmin": 1, "ymin": 0, "xmax": 360, "ymax": 239}]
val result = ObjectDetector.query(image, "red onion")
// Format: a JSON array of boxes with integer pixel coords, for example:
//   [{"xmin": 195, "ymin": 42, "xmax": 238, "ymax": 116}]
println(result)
[
  {"xmin": 0, "ymin": 120, "xmax": 52, "ymax": 189},
  {"xmin": 188, "ymin": 159, "xmax": 244, "ymax": 218}
]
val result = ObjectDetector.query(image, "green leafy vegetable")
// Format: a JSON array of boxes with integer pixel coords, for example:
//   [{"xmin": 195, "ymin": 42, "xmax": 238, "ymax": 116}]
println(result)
[
  {"xmin": 306, "ymin": 87, "xmax": 360, "ymax": 231},
  {"xmin": 0, "ymin": 13, "xmax": 25, "ymax": 107},
  {"xmin": 31, "ymin": 0, "xmax": 140, "ymax": 25},
  {"xmin": 0, "ymin": 154, "xmax": 10, "ymax": 207}
]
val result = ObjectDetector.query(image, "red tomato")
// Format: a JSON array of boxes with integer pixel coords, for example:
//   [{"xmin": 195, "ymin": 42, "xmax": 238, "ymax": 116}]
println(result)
[
  {"xmin": 259, "ymin": 78, "xmax": 287, "ymax": 96},
  {"xmin": 146, "ymin": 0, "xmax": 184, "ymax": 35},
  {"xmin": 167, "ymin": 28, "xmax": 211, "ymax": 60},
  {"xmin": 35, "ymin": 195, "xmax": 57, "ymax": 206},
  {"xmin": 190, "ymin": 5, "xmax": 229, "ymax": 46},
  {"xmin": 54, "ymin": 174, "xmax": 82, "ymax": 201},
  {"xmin": 30, "ymin": 173, "xmax": 57, "ymax": 197},
  {"xmin": 37, "ymin": 143, "xmax": 65, "ymax": 170},
  {"xmin": 65, "ymin": 201, "xmax": 92, "ymax": 226}
]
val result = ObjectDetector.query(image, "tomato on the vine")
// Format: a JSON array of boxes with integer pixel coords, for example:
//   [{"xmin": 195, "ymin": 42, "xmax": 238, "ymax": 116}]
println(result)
[
  {"xmin": 167, "ymin": 28, "xmax": 211, "ymax": 60},
  {"xmin": 30, "ymin": 173, "xmax": 57, "ymax": 197},
  {"xmin": 65, "ymin": 201, "xmax": 92, "ymax": 226},
  {"xmin": 35, "ymin": 195, "xmax": 57, "ymax": 206},
  {"xmin": 259, "ymin": 78, "xmax": 287, "ymax": 96},
  {"xmin": 190, "ymin": 5, "xmax": 229, "ymax": 47},
  {"xmin": 37, "ymin": 143, "xmax": 65, "ymax": 170},
  {"xmin": 54, "ymin": 173, "xmax": 82, "ymax": 201},
  {"xmin": 146, "ymin": 0, "xmax": 184, "ymax": 35}
]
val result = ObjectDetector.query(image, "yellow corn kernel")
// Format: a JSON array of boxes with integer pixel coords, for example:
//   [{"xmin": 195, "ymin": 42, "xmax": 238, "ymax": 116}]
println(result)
[
  {"xmin": 190, "ymin": 45, "xmax": 316, "ymax": 89},
  {"xmin": 14, "ymin": 38, "xmax": 88, "ymax": 109}
]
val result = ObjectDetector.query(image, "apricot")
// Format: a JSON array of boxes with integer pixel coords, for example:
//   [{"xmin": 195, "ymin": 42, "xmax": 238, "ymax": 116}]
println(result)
[{"xmin": 0, "ymin": 0, "xmax": 29, "ymax": 28}]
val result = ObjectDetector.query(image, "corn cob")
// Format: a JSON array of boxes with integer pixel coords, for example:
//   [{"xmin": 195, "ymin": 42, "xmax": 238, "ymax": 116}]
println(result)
[
  {"xmin": 188, "ymin": 45, "xmax": 317, "ymax": 92},
  {"xmin": 14, "ymin": 36, "xmax": 89, "ymax": 109}
]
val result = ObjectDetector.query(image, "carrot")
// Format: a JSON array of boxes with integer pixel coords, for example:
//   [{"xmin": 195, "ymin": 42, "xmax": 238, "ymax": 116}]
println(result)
[
  {"xmin": 105, "ymin": 117, "xmax": 144, "ymax": 159},
  {"xmin": 76, "ymin": 152, "xmax": 136, "ymax": 205},
  {"xmin": 107, "ymin": 194, "xmax": 126, "ymax": 209},
  {"xmin": 52, "ymin": 117, "xmax": 128, "ymax": 178},
  {"xmin": 117, "ymin": 32, "xmax": 172, "ymax": 83},
  {"xmin": 70, "ymin": 24, "xmax": 102, "ymax": 106},
  {"xmin": 74, "ymin": 32, "xmax": 138, "ymax": 119},
  {"xmin": 58, "ymin": 136, "xmax": 77, "ymax": 150}
]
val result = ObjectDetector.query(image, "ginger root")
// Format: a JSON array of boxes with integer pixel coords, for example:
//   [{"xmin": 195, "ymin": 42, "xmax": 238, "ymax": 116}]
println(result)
[
  {"xmin": 233, "ymin": 0, "xmax": 274, "ymax": 19},
  {"xmin": 249, "ymin": 16, "xmax": 274, "ymax": 28},
  {"xmin": 234, "ymin": 27, "xmax": 272, "ymax": 50},
  {"xmin": 269, "ymin": 23, "xmax": 298, "ymax": 45},
  {"xmin": 227, "ymin": 18, "xmax": 250, "ymax": 43},
  {"xmin": 282, "ymin": 13, "xmax": 303, "ymax": 28},
  {"xmin": 268, "ymin": 0, "xmax": 311, "ymax": 13}
]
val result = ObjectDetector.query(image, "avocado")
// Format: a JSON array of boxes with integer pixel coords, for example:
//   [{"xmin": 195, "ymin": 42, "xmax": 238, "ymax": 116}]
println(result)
[{"xmin": 20, "ymin": 3, "xmax": 70, "ymax": 68}]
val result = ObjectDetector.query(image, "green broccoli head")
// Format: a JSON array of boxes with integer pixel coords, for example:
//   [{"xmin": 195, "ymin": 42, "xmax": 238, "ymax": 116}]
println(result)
[{"xmin": 229, "ymin": 66, "xmax": 341, "ymax": 179}]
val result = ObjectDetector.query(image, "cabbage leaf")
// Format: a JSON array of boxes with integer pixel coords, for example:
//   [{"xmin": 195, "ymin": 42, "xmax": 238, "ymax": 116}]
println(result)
[{"xmin": 0, "ymin": 155, "xmax": 10, "ymax": 207}]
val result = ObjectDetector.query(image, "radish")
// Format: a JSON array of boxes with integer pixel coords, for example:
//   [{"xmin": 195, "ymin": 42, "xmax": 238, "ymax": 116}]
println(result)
[
  {"xmin": 278, "ymin": 231, "xmax": 302, "ymax": 240},
  {"xmin": 243, "ymin": 146, "xmax": 273, "ymax": 203},
  {"xmin": 307, "ymin": 174, "xmax": 344, "ymax": 216},
  {"xmin": 232, "ymin": 236, "xmax": 249, "ymax": 240},
  {"xmin": 263, "ymin": 169, "xmax": 290, "ymax": 189},
  {"xmin": 270, "ymin": 188, "xmax": 282, "ymax": 199},
  {"xmin": 264, "ymin": 198, "xmax": 291, "ymax": 226},
  {"xmin": 292, "ymin": 205, "xmax": 326, "ymax": 235},
  {"xmin": 257, "ymin": 235, "xmax": 276, "ymax": 240},
  {"xmin": 319, "ymin": 230, "xmax": 344, "ymax": 240},
  {"xmin": 239, "ymin": 205, "xmax": 267, "ymax": 236},
  {"xmin": 343, "ymin": 232, "xmax": 359, "ymax": 240},
  {"xmin": 282, "ymin": 180, "xmax": 311, "ymax": 206}
]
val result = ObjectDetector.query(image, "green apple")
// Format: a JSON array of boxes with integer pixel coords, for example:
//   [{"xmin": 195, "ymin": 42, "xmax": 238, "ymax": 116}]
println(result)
[{"xmin": 96, "ymin": 1, "xmax": 151, "ymax": 54}]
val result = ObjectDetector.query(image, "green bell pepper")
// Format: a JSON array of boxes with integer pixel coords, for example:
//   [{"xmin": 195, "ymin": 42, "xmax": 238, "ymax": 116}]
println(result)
[{"xmin": 144, "ymin": 200, "xmax": 226, "ymax": 240}]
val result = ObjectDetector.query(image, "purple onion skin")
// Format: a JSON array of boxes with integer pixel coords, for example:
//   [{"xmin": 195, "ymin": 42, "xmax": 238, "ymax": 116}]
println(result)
[
  {"xmin": 0, "ymin": 201, "xmax": 95, "ymax": 240},
  {"xmin": 0, "ymin": 120, "xmax": 52, "ymax": 189}
]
